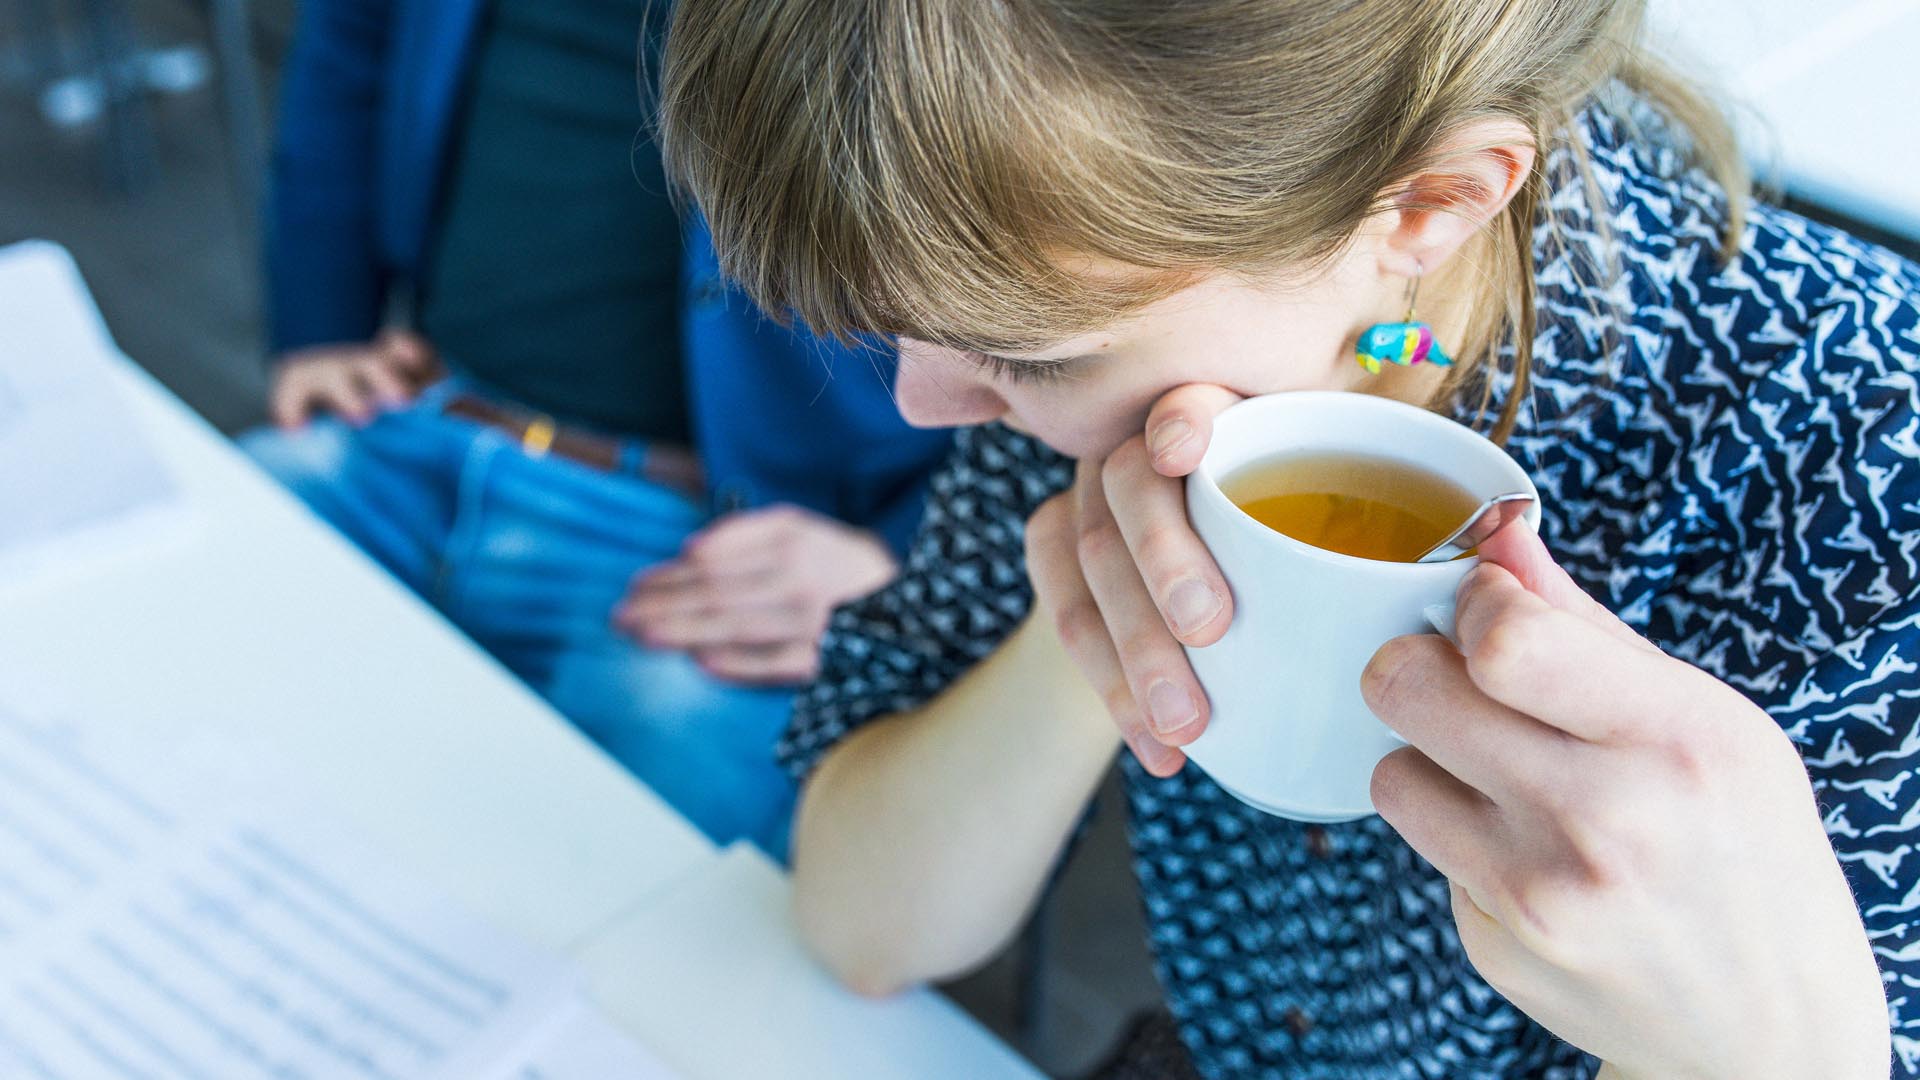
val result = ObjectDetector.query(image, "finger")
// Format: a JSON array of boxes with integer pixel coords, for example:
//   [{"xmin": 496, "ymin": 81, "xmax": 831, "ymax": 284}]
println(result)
[
  {"xmin": 353, "ymin": 357, "xmax": 413, "ymax": 408},
  {"xmin": 1452, "ymin": 559, "xmax": 1703, "ymax": 742},
  {"xmin": 1142, "ymin": 383, "xmax": 1243, "ymax": 476},
  {"xmin": 616, "ymin": 569, "xmax": 707, "ymax": 626},
  {"xmin": 1362, "ymin": 632, "xmax": 1585, "ymax": 804},
  {"xmin": 1370, "ymin": 745, "xmax": 1501, "ymax": 888},
  {"xmin": 622, "ymin": 569, "xmax": 793, "ymax": 622},
  {"xmin": 626, "ymin": 559, "xmax": 699, "ymax": 595},
  {"xmin": 1471, "ymin": 518, "xmax": 1653, "ymax": 651},
  {"xmin": 270, "ymin": 371, "xmax": 317, "ymax": 429},
  {"xmin": 378, "ymin": 328, "xmax": 438, "ymax": 375},
  {"xmin": 683, "ymin": 507, "xmax": 798, "ymax": 563},
  {"xmin": 1075, "ymin": 458, "xmax": 1210, "ymax": 749},
  {"xmin": 1027, "ymin": 493, "xmax": 1186, "ymax": 777},
  {"xmin": 1103, "ymin": 436, "xmax": 1232, "ymax": 647},
  {"xmin": 631, "ymin": 598, "xmax": 816, "ymax": 649},
  {"xmin": 628, "ymin": 558, "xmax": 779, "ymax": 597},
  {"xmin": 316, "ymin": 367, "xmax": 375, "ymax": 425},
  {"xmin": 1447, "ymin": 879, "xmax": 1529, "ymax": 985},
  {"xmin": 694, "ymin": 641, "xmax": 817, "ymax": 685}
]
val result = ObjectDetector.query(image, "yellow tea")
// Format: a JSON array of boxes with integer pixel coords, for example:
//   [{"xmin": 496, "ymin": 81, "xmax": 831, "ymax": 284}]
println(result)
[{"xmin": 1223, "ymin": 453, "xmax": 1479, "ymax": 562}]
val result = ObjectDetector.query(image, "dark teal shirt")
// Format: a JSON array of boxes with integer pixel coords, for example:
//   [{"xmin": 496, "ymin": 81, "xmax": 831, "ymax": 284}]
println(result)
[{"xmin": 418, "ymin": 0, "xmax": 688, "ymax": 442}]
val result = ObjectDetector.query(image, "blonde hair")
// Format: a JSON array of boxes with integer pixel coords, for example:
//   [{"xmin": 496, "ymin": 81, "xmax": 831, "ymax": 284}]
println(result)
[{"xmin": 658, "ymin": 0, "xmax": 1747, "ymax": 439}]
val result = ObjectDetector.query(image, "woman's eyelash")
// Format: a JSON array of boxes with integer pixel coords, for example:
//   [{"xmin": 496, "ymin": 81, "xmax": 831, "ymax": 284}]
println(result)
[{"xmin": 969, "ymin": 351, "xmax": 1067, "ymax": 384}]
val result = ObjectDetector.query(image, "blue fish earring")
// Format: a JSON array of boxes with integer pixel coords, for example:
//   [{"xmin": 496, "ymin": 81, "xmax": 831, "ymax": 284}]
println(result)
[{"xmin": 1356, "ymin": 270, "xmax": 1451, "ymax": 375}]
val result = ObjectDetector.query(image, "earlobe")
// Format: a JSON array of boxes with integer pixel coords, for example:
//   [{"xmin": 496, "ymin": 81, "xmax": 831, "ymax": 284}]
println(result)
[{"xmin": 1376, "ymin": 121, "xmax": 1537, "ymax": 276}]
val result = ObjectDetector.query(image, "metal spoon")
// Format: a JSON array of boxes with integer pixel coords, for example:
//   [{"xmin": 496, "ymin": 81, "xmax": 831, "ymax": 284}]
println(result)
[{"xmin": 1414, "ymin": 492, "xmax": 1536, "ymax": 564}]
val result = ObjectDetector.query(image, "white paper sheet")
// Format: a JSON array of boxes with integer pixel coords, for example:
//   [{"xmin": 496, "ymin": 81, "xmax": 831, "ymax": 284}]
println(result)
[
  {"xmin": 0, "ymin": 241, "xmax": 191, "ymax": 587},
  {"xmin": 495, "ymin": 998, "xmax": 684, "ymax": 1080},
  {"xmin": 0, "ymin": 699, "xmax": 583, "ymax": 1080}
]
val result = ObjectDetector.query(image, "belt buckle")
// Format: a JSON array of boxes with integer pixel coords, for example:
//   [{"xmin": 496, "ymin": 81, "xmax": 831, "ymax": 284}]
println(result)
[{"xmin": 521, "ymin": 414, "xmax": 558, "ymax": 457}]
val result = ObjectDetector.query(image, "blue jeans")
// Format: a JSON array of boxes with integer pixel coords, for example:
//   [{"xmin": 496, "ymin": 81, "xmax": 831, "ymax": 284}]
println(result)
[{"xmin": 238, "ymin": 383, "xmax": 796, "ymax": 858}]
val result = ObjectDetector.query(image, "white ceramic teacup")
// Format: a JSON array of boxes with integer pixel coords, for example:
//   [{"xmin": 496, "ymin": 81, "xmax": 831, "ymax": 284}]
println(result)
[{"xmin": 1181, "ymin": 391, "xmax": 1541, "ymax": 822}]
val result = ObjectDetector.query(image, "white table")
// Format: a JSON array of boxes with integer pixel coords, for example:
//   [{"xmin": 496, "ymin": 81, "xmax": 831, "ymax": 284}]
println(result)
[
  {"xmin": 1650, "ymin": 0, "xmax": 1920, "ymax": 241},
  {"xmin": 587, "ymin": 844, "xmax": 1045, "ymax": 1080},
  {"xmin": 0, "ymin": 241, "xmax": 1040, "ymax": 1079},
  {"xmin": 0, "ymin": 318, "xmax": 716, "ymax": 957}
]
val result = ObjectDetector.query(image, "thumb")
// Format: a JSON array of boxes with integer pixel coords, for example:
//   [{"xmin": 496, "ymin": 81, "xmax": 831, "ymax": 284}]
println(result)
[
  {"xmin": 379, "ymin": 328, "xmax": 437, "ymax": 372},
  {"xmin": 1143, "ymin": 383, "xmax": 1244, "ymax": 477},
  {"xmin": 1472, "ymin": 518, "xmax": 1652, "ymax": 649}
]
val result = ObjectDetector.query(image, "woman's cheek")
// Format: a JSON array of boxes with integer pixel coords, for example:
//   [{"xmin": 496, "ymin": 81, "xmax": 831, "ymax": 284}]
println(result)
[{"xmin": 1013, "ymin": 391, "xmax": 1156, "ymax": 461}]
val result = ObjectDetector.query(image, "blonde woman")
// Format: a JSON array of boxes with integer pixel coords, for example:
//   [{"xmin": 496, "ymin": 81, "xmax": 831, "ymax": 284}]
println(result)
[{"xmin": 659, "ymin": 1, "xmax": 1918, "ymax": 1075}]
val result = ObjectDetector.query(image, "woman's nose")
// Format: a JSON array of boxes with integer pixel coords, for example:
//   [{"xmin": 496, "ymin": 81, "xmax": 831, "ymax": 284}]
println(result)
[{"xmin": 893, "ymin": 339, "xmax": 1010, "ymax": 429}]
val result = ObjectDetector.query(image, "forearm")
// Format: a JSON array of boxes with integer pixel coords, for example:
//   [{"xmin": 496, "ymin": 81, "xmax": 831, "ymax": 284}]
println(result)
[{"xmin": 790, "ymin": 615, "xmax": 1120, "ymax": 996}]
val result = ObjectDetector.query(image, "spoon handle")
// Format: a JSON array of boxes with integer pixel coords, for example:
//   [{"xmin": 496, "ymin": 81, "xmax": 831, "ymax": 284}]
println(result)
[{"xmin": 1415, "ymin": 492, "xmax": 1536, "ymax": 564}]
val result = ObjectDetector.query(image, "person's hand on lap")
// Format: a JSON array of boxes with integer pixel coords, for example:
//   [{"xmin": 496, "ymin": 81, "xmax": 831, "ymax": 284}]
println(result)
[
  {"xmin": 615, "ymin": 505, "xmax": 899, "ymax": 685},
  {"xmin": 269, "ymin": 328, "xmax": 440, "ymax": 428}
]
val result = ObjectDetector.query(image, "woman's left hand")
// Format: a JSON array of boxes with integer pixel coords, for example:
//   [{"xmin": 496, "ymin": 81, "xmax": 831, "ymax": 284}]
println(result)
[
  {"xmin": 615, "ymin": 505, "xmax": 898, "ymax": 685},
  {"xmin": 1365, "ymin": 520, "xmax": 1889, "ymax": 1079}
]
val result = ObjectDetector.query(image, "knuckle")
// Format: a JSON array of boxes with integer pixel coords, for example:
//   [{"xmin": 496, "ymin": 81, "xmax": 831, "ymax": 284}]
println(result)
[
  {"xmin": 1110, "ymin": 622, "xmax": 1177, "ymax": 672},
  {"xmin": 1361, "ymin": 636, "xmax": 1428, "ymax": 715},
  {"xmin": 1051, "ymin": 601, "xmax": 1107, "ymax": 657},
  {"xmin": 1101, "ymin": 436, "xmax": 1152, "ymax": 487},
  {"xmin": 1654, "ymin": 724, "xmax": 1720, "ymax": 789},
  {"xmin": 1653, "ymin": 690, "xmax": 1773, "ymax": 787},
  {"xmin": 1494, "ymin": 873, "xmax": 1592, "ymax": 969},
  {"xmin": 1559, "ymin": 790, "xmax": 1653, "ymax": 894},
  {"xmin": 1101, "ymin": 686, "xmax": 1142, "ymax": 728},
  {"xmin": 1464, "ymin": 608, "xmax": 1555, "ymax": 700},
  {"xmin": 1368, "ymin": 747, "xmax": 1418, "ymax": 816},
  {"xmin": 1075, "ymin": 519, "xmax": 1127, "ymax": 568},
  {"xmin": 1133, "ymin": 522, "xmax": 1194, "ymax": 580}
]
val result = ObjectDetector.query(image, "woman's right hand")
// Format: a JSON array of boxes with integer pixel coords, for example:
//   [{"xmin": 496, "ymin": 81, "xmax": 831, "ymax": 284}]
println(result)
[
  {"xmin": 1023, "ymin": 383, "xmax": 1244, "ymax": 775},
  {"xmin": 269, "ymin": 328, "xmax": 440, "ymax": 428}
]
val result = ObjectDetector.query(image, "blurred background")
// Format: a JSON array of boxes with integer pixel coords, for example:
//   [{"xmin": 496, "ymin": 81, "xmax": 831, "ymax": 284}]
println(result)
[
  {"xmin": 1, "ymin": 2, "xmax": 1916, "ymax": 1076},
  {"xmin": 0, "ymin": 5, "xmax": 1171, "ymax": 1074},
  {"xmin": 3, "ymin": 1, "xmax": 1917, "ymax": 443},
  {"xmin": 0, "ymin": 0, "xmax": 287, "ymax": 434}
]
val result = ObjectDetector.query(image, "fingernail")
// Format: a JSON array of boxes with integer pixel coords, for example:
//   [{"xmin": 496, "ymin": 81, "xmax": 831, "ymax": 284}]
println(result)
[
  {"xmin": 1146, "ymin": 679, "xmax": 1199, "ymax": 737},
  {"xmin": 1147, "ymin": 419, "xmax": 1193, "ymax": 465},
  {"xmin": 1166, "ymin": 578, "xmax": 1223, "ymax": 637}
]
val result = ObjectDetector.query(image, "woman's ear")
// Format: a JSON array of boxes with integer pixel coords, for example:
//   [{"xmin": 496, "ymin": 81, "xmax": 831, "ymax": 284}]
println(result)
[{"xmin": 1376, "ymin": 117, "xmax": 1536, "ymax": 277}]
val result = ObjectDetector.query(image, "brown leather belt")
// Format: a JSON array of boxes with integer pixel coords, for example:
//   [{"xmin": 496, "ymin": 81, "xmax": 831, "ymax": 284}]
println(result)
[{"xmin": 442, "ymin": 393, "xmax": 705, "ymax": 496}]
